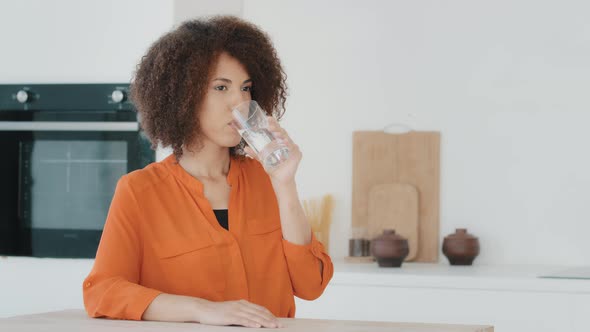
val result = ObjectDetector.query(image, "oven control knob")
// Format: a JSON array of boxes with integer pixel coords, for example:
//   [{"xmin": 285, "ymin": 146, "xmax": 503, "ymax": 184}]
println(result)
[
  {"xmin": 111, "ymin": 90, "xmax": 126, "ymax": 103},
  {"xmin": 16, "ymin": 90, "xmax": 31, "ymax": 103}
]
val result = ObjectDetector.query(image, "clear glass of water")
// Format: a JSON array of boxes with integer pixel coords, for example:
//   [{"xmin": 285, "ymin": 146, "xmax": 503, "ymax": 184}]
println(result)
[{"xmin": 231, "ymin": 100, "xmax": 289, "ymax": 171}]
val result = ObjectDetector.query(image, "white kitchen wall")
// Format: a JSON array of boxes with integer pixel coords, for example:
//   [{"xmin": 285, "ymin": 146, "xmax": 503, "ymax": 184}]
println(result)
[
  {"xmin": 0, "ymin": 0, "xmax": 174, "ymax": 83},
  {"xmin": 242, "ymin": 0, "xmax": 590, "ymax": 266},
  {"xmin": 2, "ymin": 0, "xmax": 590, "ymax": 320},
  {"xmin": 174, "ymin": 0, "xmax": 242, "ymax": 24}
]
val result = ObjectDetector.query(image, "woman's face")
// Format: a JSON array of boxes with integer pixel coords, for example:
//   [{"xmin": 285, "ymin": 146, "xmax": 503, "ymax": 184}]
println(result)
[{"xmin": 198, "ymin": 52, "xmax": 252, "ymax": 149}]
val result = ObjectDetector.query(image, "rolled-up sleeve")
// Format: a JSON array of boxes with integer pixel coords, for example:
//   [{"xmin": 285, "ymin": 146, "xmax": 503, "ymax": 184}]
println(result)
[
  {"xmin": 82, "ymin": 175, "xmax": 162, "ymax": 320},
  {"xmin": 282, "ymin": 233, "xmax": 334, "ymax": 300}
]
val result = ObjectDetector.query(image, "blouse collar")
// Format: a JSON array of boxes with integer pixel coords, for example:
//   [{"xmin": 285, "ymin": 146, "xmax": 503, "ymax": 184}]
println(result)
[{"xmin": 162, "ymin": 153, "xmax": 242, "ymax": 196}]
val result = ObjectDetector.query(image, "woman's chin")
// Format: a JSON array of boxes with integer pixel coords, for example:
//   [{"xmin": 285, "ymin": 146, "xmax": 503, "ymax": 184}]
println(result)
[
  {"xmin": 226, "ymin": 137, "xmax": 243, "ymax": 148},
  {"xmin": 229, "ymin": 133, "xmax": 243, "ymax": 146}
]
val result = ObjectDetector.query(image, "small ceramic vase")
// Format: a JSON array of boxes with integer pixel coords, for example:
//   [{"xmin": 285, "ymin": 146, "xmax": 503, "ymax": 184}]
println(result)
[
  {"xmin": 370, "ymin": 229, "xmax": 409, "ymax": 267},
  {"xmin": 442, "ymin": 228, "xmax": 480, "ymax": 265}
]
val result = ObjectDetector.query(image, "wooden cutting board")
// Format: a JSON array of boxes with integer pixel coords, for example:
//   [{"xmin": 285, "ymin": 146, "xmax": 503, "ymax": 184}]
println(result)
[
  {"xmin": 352, "ymin": 130, "xmax": 440, "ymax": 262},
  {"xmin": 367, "ymin": 183, "xmax": 419, "ymax": 261}
]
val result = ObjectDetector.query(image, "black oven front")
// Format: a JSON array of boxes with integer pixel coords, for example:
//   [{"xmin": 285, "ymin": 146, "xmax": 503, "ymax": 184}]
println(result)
[{"xmin": 0, "ymin": 84, "xmax": 154, "ymax": 258}]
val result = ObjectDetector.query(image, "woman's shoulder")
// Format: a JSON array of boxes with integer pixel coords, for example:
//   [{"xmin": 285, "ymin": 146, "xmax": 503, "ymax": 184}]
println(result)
[
  {"xmin": 119, "ymin": 158, "xmax": 171, "ymax": 194},
  {"xmin": 237, "ymin": 156, "xmax": 270, "ymax": 180},
  {"xmin": 238, "ymin": 155, "xmax": 264, "ymax": 172}
]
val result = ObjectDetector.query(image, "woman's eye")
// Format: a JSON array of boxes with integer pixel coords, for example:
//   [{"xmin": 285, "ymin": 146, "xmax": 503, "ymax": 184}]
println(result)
[
  {"xmin": 242, "ymin": 86, "xmax": 252, "ymax": 92},
  {"xmin": 214, "ymin": 86, "xmax": 227, "ymax": 91}
]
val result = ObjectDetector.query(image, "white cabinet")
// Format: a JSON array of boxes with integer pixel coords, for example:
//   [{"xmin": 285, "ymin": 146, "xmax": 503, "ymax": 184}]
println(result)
[
  {"xmin": 3, "ymin": 256, "xmax": 589, "ymax": 332},
  {"xmin": 0, "ymin": 257, "xmax": 92, "ymax": 318},
  {"xmin": 295, "ymin": 261, "xmax": 590, "ymax": 332}
]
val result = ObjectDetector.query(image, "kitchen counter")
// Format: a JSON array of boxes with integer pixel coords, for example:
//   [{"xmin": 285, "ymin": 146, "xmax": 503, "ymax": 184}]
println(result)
[
  {"xmin": 294, "ymin": 260, "xmax": 590, "ymax": 332},
  {"xmin": 329, "ymin": 259, "xmax": 590, "ymax": 294},
  {"xmin": 0, "ymin": 309, "xmax": 493, "ymax": 332},
  {"xmin": 2, "ymin": 257, "xmax": 586, "ymax": 331}
]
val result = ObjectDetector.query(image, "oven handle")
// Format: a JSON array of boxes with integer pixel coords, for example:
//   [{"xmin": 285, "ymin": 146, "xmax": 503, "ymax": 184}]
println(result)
[{"xmin": 0, "ymin": 121, "xmax": 139, "ymax": 132}]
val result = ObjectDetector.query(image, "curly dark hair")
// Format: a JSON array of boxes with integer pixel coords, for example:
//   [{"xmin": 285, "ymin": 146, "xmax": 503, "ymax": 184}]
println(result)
[{"xmin": 130, "ymin": 15, "xmax": 288, "ymax": 159}]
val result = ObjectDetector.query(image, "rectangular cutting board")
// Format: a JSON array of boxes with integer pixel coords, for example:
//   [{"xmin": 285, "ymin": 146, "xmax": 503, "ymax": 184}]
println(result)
[{"xmin": 352, "ymin": 130, "xmax": 440, "ymax": 262}]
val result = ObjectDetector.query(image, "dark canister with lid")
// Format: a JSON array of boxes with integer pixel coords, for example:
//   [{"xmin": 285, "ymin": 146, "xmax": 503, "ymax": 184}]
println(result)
[
  {"xmin": 442, "ymin": 228, "xmax": 480, "ymax": 265},
  {"xmin": 370, "ymin": 229, "xmax": 409, "ymax": 267}
]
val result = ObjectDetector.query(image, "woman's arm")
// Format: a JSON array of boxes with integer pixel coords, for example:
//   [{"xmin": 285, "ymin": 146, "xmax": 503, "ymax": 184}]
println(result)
[
  {"xmin": 244, "ymin": 117, "xmax": 334, "ymax": 297},
  {"xmin": 271, "ymin": 179, "xmax": 322, "ymax": 275},
  {"xmin": 244, "ymin": 117, "xmax": 314, "ymax": 246}
]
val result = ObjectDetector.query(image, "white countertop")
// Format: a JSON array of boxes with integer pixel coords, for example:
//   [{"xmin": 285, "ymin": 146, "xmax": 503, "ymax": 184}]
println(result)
[{"xmin": 331, "ymin": 259, "xmax": 590, "ymax": 294}]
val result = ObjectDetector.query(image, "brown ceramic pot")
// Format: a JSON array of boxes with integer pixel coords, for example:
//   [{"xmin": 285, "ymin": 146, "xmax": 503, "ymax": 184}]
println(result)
[
  {"xmin": 442, "ymin": 228, "xmax": 480, "ymax": 265},
  {"xmin": 370, "ymin": 229, "xmax": 409, "ymax": 267}
]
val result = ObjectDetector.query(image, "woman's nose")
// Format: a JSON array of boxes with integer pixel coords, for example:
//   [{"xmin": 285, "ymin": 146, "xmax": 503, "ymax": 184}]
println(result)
[{"xmin": 230, "ymin": 93, "xmax": 249, "ymax": 109}]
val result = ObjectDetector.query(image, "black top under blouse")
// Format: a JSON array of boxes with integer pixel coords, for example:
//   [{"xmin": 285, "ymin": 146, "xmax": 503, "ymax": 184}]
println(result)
[{"xmin": 213, "ymin": 209, "xmax": 229, "ymax": 230}]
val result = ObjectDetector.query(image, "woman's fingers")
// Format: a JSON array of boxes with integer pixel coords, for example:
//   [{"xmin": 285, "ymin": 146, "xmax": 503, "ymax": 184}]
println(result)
[
  {"xmin": 241, "ymin": 301, "xmax": 279, "ymax": 323},
  {"xmin": 244, "ymin": 117, "xmax": 301, "ymax": 169},
  {"xmin": 198, "ymin": 300, "xmax": 281, "ymax": 328},
  {"xmin": 239, "ymin": 299, "xmax": 278, "ymax": 320},
  {"xmin": 243, "ymin": 146, "xmax": 259, "ymax": 161},
  {"xmin": 267, "ymin": 117, "xmax": 293, "ymax": 144},
  {"xmin": 235, "ymin": 300, "xmax": 279, "ymax": 328},
  {"xmin": 235, "ymin": 317, "xmax": 263, "ymax": 328},
  {"xmin": 247, "ymin": 303, "xmax": 283, "ymax": 328},
  {"xmin": 235, "ymin": 310, "xmax": 278, "ymax": 328}
]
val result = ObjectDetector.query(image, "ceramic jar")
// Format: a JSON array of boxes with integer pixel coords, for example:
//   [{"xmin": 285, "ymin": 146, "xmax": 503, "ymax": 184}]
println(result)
[
  {"xmin": 442, "ymin": 228, "xmax": 480, "ymax": 265},
  {"xmin": 370, "ymin": 229, "xmax": 409, "ymax": 267}
]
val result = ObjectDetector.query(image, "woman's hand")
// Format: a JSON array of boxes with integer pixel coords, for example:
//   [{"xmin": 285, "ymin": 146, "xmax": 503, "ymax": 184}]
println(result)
[
  {"xmin": 194, "ymin": 299, "xmax": 282, "ymax": 328},
  {"xmin": 243, "ymin": 116, "xmax": 302, "ymax": 187},
  {"xmin": 243, "ymin": 116, "xmax": 312, "ymax": 246}
]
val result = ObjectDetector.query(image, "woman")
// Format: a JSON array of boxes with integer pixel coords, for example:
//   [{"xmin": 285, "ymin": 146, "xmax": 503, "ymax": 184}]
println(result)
[{"xmin": 82, "ymin": 16, "xmax": 333, "ymax": 328}]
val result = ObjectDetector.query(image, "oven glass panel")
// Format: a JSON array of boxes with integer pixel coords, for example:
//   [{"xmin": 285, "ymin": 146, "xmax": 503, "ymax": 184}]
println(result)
[{"xmin": 20, "ymin": 139, "xmax": 127, "ymax": 231}]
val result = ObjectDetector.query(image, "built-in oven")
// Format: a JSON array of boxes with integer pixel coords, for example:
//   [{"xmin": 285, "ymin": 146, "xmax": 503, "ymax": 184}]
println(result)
[{"xmin": 0, "ymin": 84, "xmax": 154, "ymax": 258}]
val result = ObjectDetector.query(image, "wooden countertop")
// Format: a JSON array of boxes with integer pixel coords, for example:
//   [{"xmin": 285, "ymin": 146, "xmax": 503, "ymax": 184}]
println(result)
[{"xmin": 0, "ymin": 309, "xmax": 493, "ymax": 332}]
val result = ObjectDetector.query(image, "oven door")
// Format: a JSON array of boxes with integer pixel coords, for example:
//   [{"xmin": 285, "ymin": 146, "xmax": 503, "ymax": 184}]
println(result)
[{"xmin": 0, "ymin": 111, "xmax": 153, "ymax": 258}]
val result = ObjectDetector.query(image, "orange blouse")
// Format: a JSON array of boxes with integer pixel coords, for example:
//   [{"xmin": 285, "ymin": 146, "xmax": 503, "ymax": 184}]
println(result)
[{"xmin": 82, "ymin": 155, "xmax": 333, "ymax": 320}]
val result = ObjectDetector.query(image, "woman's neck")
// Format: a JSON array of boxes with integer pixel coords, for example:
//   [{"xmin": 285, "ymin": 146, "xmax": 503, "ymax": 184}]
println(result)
[{"xmin": 178, "ymin": 142, "xmax": 231, "ymax": 180}]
